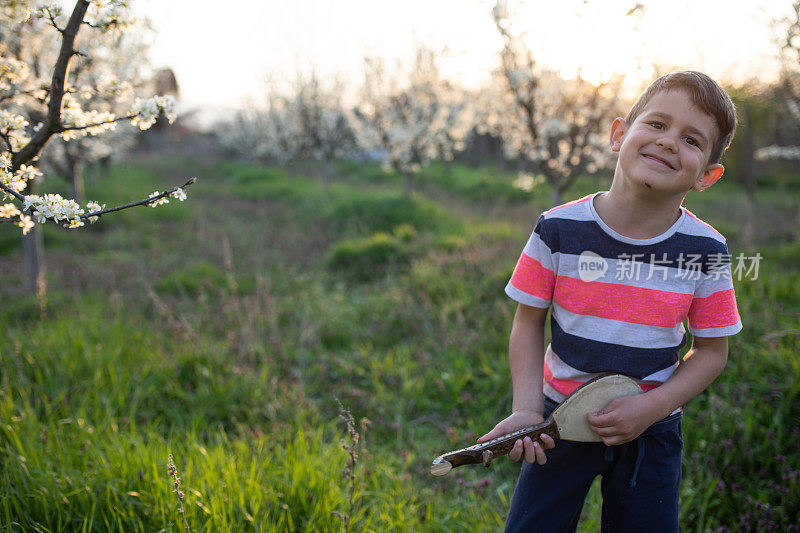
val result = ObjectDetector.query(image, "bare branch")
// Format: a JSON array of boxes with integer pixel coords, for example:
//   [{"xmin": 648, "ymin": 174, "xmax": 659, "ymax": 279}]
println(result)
[
  {"xmin": 80, "ymin": 177, "xmax": 197, "ymax": 221},
  {"xmin": 0, "ymin": 181, "xmax": 26, "ymax": 203},
  {"xmin": 46, "ymin": 9, "xmax": 65, "ymax": 33},
  {"xmin": 58, "ymin": 113, "xmax": 137, "ymax": 134}
]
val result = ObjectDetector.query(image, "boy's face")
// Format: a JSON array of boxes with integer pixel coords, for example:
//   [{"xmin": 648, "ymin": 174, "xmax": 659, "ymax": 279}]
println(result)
[{"xmin": 610, "ymin": 89, "xmax": 724, "ymax": 198}]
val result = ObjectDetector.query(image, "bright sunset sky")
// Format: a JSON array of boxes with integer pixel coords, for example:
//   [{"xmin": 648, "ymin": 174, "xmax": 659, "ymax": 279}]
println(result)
[{"xmin": 136, "ymin": 0, "xmax": 791, "ymax": 114}]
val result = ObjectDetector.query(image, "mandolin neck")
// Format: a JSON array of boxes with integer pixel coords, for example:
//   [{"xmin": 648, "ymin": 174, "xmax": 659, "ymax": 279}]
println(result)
[{"xmin": 430, "ymin": 417, "xmax": 560, "ymax": 475}]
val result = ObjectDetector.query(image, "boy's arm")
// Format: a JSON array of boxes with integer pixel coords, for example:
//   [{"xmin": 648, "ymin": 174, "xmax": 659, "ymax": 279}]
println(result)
[
  {"xmin": 588, "ymin": 335, "xmax": 728, "ymax": 445},
  {"xmin": 477, "ymin": 303, "xmax": 555, "ymax": 464}
]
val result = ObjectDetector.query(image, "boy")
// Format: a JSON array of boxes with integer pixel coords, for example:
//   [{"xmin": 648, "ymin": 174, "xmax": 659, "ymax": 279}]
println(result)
[{"xmin": 477, "ymin": 71, "xmax": 742, "ymax": 532}]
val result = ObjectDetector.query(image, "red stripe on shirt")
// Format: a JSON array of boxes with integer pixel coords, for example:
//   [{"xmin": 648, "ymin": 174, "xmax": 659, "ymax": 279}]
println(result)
[
  {"xmin": 543, "ymin": 362, "xmax": 585, "ymax": 396},
  {"xmin": 510, "ymin": 252, "xmax": 555, "ymax": 301},
  {"xmin": 688, "ymin": 288, "xmax": 739, "ymax": 329},
  {"xmin": 545, "ymin": 195, "xmax": 592, "ymax": 214},
  {"xmin": 543, "ymin": 361, "xmax": 661, "ymax": 397},
  {"xmin": 554, "ymin": 276, "xmax": 693, "ymax": 328}
]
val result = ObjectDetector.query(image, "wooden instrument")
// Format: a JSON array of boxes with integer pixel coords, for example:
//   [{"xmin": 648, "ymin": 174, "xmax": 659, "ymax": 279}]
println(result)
[{"xmin": 430, "ymin": 374, "xmax": 642, "ymax": 476}]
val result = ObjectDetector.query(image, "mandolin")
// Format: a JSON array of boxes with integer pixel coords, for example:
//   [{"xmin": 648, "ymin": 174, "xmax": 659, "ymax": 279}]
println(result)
[{"xmin": 430, "ymin": 374, "xmax": 642, "ymax": 476}]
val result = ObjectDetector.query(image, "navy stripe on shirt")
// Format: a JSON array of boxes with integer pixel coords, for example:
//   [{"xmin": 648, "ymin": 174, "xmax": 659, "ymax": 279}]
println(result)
[
  {"xmin": 550, "ymin": 317, "xmax": 686, "ymax": 379},
  {"xmin": 535, "ymin": 217, "xmax": 730, "ymax": 274}
]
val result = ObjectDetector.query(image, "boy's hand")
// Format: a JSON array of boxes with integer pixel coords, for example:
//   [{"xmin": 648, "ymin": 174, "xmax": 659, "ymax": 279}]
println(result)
[
  {"xmin": 477, "ymin": 410, "xmax": 556, "ymax": 465},
  {"xmin": 587, "ymin": 393, "xmax": 662, "ymax": 446}
]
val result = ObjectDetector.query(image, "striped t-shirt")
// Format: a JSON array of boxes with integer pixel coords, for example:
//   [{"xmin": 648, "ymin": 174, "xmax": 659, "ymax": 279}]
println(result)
[{"xmin": 505, "ymin": 192, "xmax": 742, "ymax": 402}]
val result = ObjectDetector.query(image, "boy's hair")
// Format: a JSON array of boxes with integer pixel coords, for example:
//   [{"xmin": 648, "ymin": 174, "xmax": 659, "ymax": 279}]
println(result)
[{"xmin": 626, "ymin": 71, "xmax": 737, "ymax": 164}]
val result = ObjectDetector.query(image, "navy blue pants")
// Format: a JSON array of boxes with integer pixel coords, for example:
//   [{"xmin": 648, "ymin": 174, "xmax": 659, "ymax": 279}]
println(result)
[{"xmin": 504, "ymin": 397, "xmax": 683, "ymax": 533}]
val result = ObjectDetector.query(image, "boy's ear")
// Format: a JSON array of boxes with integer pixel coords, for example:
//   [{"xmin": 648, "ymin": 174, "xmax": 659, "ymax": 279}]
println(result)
[
  {"xmin": 693, "ymin": 164, "xmax": 724, "ymax": 191},
  {"xmin": 610, "ymin": 118, "xmax": 627, "ymax": 152}
]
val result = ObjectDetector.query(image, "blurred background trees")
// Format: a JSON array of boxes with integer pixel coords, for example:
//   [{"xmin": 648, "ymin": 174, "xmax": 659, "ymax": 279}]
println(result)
[
  {"xmin": 353, "ymin": 47, "xmax": 473, "ymax": 197},
  {"xmin": 207, "ymin": 1, "xmax": 800, "ymax": 210}
]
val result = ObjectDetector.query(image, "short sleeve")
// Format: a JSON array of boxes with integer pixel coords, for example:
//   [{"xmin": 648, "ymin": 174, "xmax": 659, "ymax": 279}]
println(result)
[
  {"xmin": 505, "ymin": 215, "xmax": 556, "ymax": 309},
  {"xmin": 687, "ymin": 249, "xmax": 742, "ymax": 337}
]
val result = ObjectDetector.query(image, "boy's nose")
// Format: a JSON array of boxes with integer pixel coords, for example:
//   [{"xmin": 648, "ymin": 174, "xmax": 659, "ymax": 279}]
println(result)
[{"xmin": 656, "ymin": 135, "xmax": 678, "ymax": 152}]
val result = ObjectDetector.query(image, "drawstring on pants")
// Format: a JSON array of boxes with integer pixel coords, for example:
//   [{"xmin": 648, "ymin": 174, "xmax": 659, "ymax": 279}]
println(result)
[
  {"xmin": 603, "ymin": 446, "xmax": 614, "ymax": 462},
  {"xmin": 606, "ymin": 438, "xmax": 647, "ymax": 488},
  {"xmin": 629, "ymin": 438, "xmax": 646, "ymax": 488}
]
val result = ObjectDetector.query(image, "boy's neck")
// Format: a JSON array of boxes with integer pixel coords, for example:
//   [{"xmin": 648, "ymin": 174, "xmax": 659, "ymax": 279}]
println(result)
[{"xmin": 594, "ymin": 183, "xmax": 685, "ymax": 240}]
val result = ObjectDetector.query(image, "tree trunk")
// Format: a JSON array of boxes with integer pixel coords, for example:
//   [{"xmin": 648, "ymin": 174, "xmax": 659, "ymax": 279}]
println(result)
[
  {"xmin": 322, "ymin": 158, "xmax": 331, "ymax": 191},
  {"xmin": 23, "ymin": 224, "xmax": 46, "ymax": 297},
  {"xmin": 21, "ymin": 178, "xmax": 46, "ymax": 297},
  {"xmin": 551, "ymin": 185, "xmax": 563, "ymax": 207},
  {"xmin": 740, "ymin": 103, "xmax": 756, "ymax": 200},
  {"xmin": 740, "ymin": 103, "xmax": 756, "ymax": 247},
  {"xmin": 69, "ymin": 158, "xmax": 84, "ymax": 205},
  {"xmin": 404, "ymin": 171, "xmax": 413, "ymax": 198}
]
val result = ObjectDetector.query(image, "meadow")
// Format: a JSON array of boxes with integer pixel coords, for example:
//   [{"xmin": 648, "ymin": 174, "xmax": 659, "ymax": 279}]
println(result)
[{"xmin": 0, "ymin": 156, "xmax": 798, "ymax": 532}]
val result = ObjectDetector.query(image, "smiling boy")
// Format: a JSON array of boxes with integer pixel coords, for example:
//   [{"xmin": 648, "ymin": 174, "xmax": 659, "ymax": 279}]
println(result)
[{"xmin": 479, "ymin": 71, "xmax": 742, "ymax": 532}]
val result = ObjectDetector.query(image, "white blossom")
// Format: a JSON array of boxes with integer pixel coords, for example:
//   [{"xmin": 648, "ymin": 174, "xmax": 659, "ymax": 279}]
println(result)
[
  {"xmin": 147, "ymin": 191, "xmax": 169, "ymax": 207},
  {"xmin": 0, "ymin": 110, "xmax": 29, "ymax": 132},
  {"xmin": 0, "ymin": 110, "xmax": 31, "ymax": 151},
  {"xmin": 131, "ymin": 95, "xmax": 176, "ymax": 130},
  {"xmin": 85, "ymin": 201, "xmax": 104, "ymax": 223},
  {"xmin": 88, "ymin": 0, "xmax": 135, "ymax": 32},
  {"xmin": 2, "ymin": 172, "xmax": 27, "ymax": 193},
  {"xmin": 0, "ymin": 55, "xmax": 29, "ymax": 91},
  {"xmin": 16, "ymin": 214, "xmax": 34, "ymax": 235},
  {"xmin": 16, "ymin": 165, "xmax": 42, "ymax": 182},
  {"xmin": 60, "ymin": 94, "xmax": 118, "ymax": 140},
  {"xmin": 29, "ymin": 3, "xmax": 64, "ymax": 22},
  {"xmin": 23, "ymin": 193, "xmax": 84, "ymax": 225},
  {"xmin": 513, "ymin": 171, "xmax": 544, "ymax": 192},
  {"xmin": 170, "ymin": 188, "xmax": 187, "ymax": 201},
  {"xmin": 0, "ymin": 203, "xmax": 21, "ymax": 218},
  {"xmin": 754, "ymin": 145, "xmax": 800, "ymax": 161}
]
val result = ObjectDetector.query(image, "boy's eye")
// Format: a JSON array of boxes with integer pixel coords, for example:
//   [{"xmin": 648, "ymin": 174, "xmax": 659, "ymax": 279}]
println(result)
[
  {"xmin": 683, "ymin": 136, "xmax": 698, "ymax": 146},
  {"xmin": 648, "ymin": 121, "xmax": 663, "ymax": 129}
]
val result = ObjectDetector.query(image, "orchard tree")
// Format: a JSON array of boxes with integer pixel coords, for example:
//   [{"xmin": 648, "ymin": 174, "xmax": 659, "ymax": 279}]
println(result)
[
  {"xmin": 755, "ymin": 0, "xmax": 800, "ymax": 163},
  {"xmin": 216, "ymin": 85, "xmax": 301, "ymax": 167},
  {"xmin": 0, "ymin": 1, "xmax": 193, "ymax": 296},
  {"xmin": 488, "ymin": 1, "xmax": 624, "ymax": 206},
  {"xmin": 291, "ymin": 70, "xmax": 356, "ymax": 188},
  {"xmin": 353, "ymin": 46, "xmax": 473, "ymax": 197}
]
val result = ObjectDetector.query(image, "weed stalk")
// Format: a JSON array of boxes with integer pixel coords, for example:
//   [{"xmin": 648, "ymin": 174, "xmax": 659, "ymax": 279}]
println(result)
[
  {"xmin": 332, "ymin": 399, "xmax": 369, "ymax": 533},
  {"xmin": 166, "ymin": 454, "xmax": 191, "ymax": 533}
]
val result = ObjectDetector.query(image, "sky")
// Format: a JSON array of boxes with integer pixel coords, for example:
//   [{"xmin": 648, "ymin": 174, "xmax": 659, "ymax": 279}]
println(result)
[{"xmin": 136, "ymin": 0, "xmax": 793, "ymax": 115}]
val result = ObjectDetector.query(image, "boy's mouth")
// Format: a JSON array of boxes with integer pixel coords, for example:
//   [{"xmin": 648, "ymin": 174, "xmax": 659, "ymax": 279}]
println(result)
[{"xmin": 641, "ymin": 153, "xmax": 676, "ymax": 170}]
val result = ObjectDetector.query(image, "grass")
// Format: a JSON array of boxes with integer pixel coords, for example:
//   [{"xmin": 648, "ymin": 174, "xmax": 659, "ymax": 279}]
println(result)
[{"xmin": 0, "ymin": 155, "xmax": 798, "ymax": 531}]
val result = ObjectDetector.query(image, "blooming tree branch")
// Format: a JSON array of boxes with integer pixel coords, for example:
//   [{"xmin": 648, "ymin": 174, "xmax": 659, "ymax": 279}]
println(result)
[
  {"xmin": 0, "ymin": 1, "xmax": 190, "ymax": 237},
  {"xmin": 11, "ymin": 1, "xmax": 89, "ymax": 170}
]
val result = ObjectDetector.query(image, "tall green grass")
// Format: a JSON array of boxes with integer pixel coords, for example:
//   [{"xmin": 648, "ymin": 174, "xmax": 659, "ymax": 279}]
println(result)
[{"xmin": 0, "ymin": 156, "xmax": 798, "ymax": 531}]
